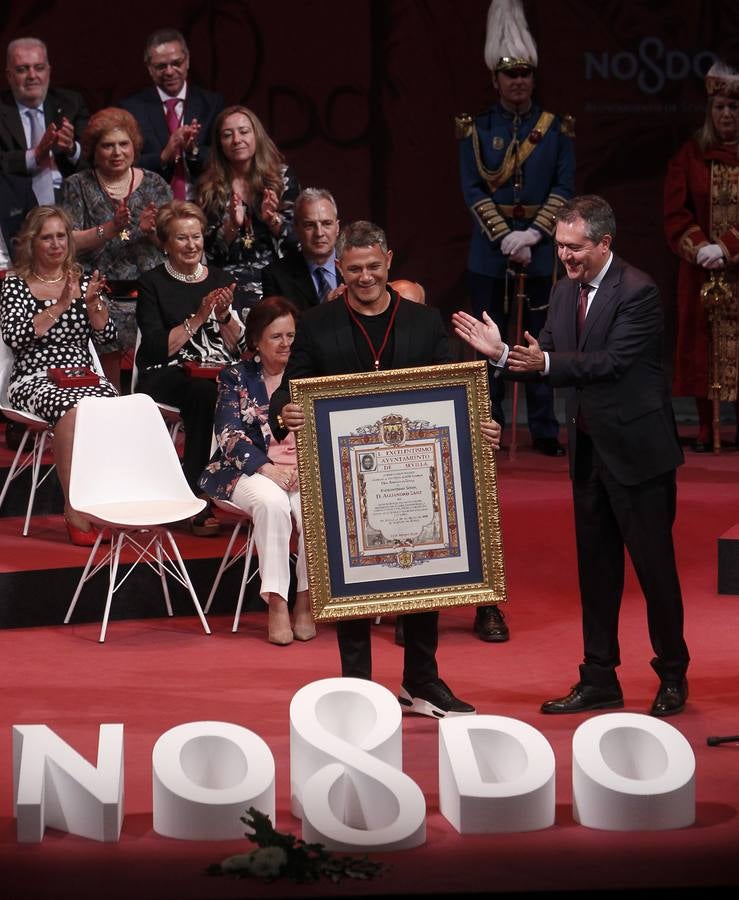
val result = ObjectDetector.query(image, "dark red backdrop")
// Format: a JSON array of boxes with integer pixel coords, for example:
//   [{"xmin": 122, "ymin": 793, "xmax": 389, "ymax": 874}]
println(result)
[{"xmin": 3, "ymin": 0, "xmax": 739, "ymax": 339}]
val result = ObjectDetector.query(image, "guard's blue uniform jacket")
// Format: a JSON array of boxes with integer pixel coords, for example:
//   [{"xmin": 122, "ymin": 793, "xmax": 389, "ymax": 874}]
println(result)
[{"xmin": 458, "ymin": 102, "xmax": 575, "ymax": 279}]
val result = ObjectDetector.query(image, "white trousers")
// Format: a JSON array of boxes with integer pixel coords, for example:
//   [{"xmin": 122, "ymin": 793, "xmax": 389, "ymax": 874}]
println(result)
[{"xmin": 230, "ymin": 472, "xmax": 308, "ymax": 604}]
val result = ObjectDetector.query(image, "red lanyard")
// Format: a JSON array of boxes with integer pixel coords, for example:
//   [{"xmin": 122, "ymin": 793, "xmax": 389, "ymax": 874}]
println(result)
[{"xmin": 344, "ymin": 291, "xmax": 400, "ymax": 370}]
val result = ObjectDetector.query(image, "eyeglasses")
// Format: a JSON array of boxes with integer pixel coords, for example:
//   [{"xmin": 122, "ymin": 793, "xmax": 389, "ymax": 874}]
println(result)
[{"xmin": 149, "ymin": 57, "xmax": 186, "ymax": 72}]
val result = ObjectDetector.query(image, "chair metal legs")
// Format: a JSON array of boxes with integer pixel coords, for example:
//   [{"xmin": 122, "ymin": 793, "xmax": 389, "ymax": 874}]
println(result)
[
  {"xmin": 203, "ymin": 518, "xmax": 257, "ymax": 632},
  {"xmin": 0, "ymin": 426, "xmax": 56, "ymax": 536},
  {"xmin": 64, "ymin": 527, "xmax": 211, "ymax": 642}
]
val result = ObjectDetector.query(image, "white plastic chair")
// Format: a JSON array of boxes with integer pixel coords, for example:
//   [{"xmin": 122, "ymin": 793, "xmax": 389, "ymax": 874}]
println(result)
[
  {"xmin": 131, "ymin": 328, "xmax": 183, "ymax": 443},
  {"xmin": 204, "ymin": 498, "xmax": 257, "ymax": 632},
  {"xmin": 0, "ymin": 333, "xmax": 105, "ymax": 536},
  {"xmin": 64, "ymin": 393, "xmax": 211, "ymax": 642}
]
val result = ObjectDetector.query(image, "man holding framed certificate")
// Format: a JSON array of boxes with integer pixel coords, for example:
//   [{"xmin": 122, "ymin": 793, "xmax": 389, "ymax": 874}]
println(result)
[{"xmin": 269, "ymin": 220, "xmax": 501, "ymax": 718}]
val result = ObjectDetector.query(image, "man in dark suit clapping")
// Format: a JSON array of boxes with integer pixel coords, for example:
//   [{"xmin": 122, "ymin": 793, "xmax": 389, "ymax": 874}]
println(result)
[
  {"xmin": 453, "ymin": 195, "xmax": 690, "ymax": 717},
  {"xmin": 120, "ymin": 28, "xmax": 224, "ymax": 200},
  {"xmin": 1, "ymin": 37, "xmax": 88, "ymax": 204}
]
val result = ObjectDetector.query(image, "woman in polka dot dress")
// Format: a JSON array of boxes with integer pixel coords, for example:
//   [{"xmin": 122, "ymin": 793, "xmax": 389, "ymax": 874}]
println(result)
[{"xmin": 0, "ymin": 206, "xmax": 119, "ymax": 545}]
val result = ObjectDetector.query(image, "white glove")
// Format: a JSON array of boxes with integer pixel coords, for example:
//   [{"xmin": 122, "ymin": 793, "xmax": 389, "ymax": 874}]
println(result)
[
  {"xmin": 500, "ymin": 227, "xmax": 542, "ymax": 257},
  {"xmin": 696, "ymin": 243, "xmax": 725, "ymax": 268},
  {"xmin": 509, "ymin": 245, "xmax": 532, "ymax": 266}
]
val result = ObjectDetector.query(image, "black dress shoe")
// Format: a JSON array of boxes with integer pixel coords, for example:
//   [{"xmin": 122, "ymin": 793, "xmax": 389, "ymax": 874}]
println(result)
[
  {"xmin": 650, "ymin": 679, "xmax": 688, "ymax": 717},
  {"xmin": 399, "ymin": 678, "xmax": 475, "ymax": 718},
  {"xmin": 532, "ymin": 437, "xmax": 566, "ymax": 457},
  {"xmin": 691, "ymin": 440, "xmax": 710, "ymax": 453},
  {"xmin": 474, "ymin": 605, "xmax": 509, "ymax": 642},
  {"xmin": 541, "ymin": 682, "xmax": 624, "ymax": 714},
  {"xmin": 394, "ymin": 616, "xmax": 404, "ymax": 646}
]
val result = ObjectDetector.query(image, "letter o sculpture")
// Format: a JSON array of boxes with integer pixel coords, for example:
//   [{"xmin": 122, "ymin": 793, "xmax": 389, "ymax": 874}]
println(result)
[
  {"xmin": 572, "ymin": 712, "xmax": 695, "ymax": 830},
  {"xmin": 152, "ymin": 721, "xmax": 275, "ymax": 840}
]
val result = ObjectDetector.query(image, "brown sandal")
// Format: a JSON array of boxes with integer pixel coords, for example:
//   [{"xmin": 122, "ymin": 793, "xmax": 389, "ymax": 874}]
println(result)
[{"xmin": 190, "ymin": 503, "xmax": 221, "ymax": 537}]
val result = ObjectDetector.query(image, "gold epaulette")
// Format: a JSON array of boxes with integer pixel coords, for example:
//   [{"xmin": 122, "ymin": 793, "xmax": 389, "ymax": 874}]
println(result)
[
  {"xmin": 455, "ymin": 113, "xmax": 473, "ymax": 140},
  {"xmin": 560, "ymin": 114, "xmax": 576, "ymax": 138}
]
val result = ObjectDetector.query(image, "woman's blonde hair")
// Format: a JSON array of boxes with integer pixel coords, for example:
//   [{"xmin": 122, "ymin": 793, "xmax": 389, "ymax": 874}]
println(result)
[
  {"xmin": 197, "ymin": 105, "xmax": 285, "ymax": 219},
  {"xmin": 12, "ymin": 206, "xmax": 81, "ymax": 280},
  {"xmin": 155, "ymin": 199, "xmax": 208, "ymax": 245}
]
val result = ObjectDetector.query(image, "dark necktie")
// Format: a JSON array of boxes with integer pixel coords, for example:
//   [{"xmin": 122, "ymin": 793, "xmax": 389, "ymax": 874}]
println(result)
[
  {"xmin": 314, "ymin": 266, "xmax": 331, "ymax": 302},
  {"xmin": 576, "ymin": 283, "xmax": 590, "ymax": 340},
  {"xmin": 164, "ymin": 98, "xmax": 187, "ymax": 200},
  {"xmin": 576, "ymin": 283, "xmax": 591, "ymax": 433}
]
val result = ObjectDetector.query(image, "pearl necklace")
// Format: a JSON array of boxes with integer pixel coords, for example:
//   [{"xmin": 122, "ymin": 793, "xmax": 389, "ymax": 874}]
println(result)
[
  {"xmin": 165, "ymin": 259, "xmax": 204, "ymax": 283},
  {"xmin": 97, "ymin": 170, "xmax": 133, "ymax": 199},
  {"xmin": 32, "ymin": 270, "xmax": 64, "ymax": 284}
]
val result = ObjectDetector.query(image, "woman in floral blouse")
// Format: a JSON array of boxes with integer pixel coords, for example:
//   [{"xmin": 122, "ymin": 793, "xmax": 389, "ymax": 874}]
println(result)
[{"xmin": 199, "ymin": 295, "xmax": 314, "ymax": 646}]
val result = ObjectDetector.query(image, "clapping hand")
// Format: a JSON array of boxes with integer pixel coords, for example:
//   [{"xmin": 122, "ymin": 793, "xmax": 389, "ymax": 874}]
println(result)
[
  {"xmin": 54, "ymin": 117, "xmax": 76, "ymax": 155},
  {"xmin": 227, "ymin": 192, "xmax": 246, "ymax": 228},
  {"xmin": 261, "ymin": 189, "xmax": 281, "ymax": 229},
  {"xmin": 213, "ymin": 283, "xmax": 236, "ymax": 320},
  {"xmin": 138, "ymin": 201, "xmax": 158, "ymax": 237},
  {"xmin": 84, "ymin": 270, "xmax": 109, "ymax": 317},
  {"xmin": 183, "ymin": 118, "xmax": 200, "ymax": 154},
  {"xmin": 113, "ymin": 201, "xmax": 131, "ymax": 232},
  {"xmin": 508, "ymin": 331, "xmax": 546, "ymax": 372},
  {"xmin": 452, "ymin": 309, "xmax": 505, "ymax": 360}
]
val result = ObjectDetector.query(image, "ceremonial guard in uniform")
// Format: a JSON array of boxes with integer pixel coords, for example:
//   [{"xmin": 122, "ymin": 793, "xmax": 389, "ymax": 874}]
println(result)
[
  {"xmin": 456, "ymin": 0, "xmax": 575, "ymax": 644},
  {"xmin": 457, "ymin": 0, "xmax": 574, "ymax": 458}
]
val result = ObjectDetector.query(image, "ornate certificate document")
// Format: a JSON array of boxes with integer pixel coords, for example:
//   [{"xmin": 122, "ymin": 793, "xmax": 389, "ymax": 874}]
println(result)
[
  {"xmin": 331, "ymin": 402, "xmax": 469, "ymax": 583},
  {"xmin": 291, "ymin": 362, "xmax": 507, "ymax": 621}
]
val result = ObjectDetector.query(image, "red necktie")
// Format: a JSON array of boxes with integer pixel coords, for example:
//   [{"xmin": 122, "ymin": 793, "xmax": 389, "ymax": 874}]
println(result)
[
  {"xmin": 576, "ymin": 283, "xmax": 589, "ymax": 340},
  {"xmin": 164, "ymin": 98, "xmax": 187, "ymax": 200}
]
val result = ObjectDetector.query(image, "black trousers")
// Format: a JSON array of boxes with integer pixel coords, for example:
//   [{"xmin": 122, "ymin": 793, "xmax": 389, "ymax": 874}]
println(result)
[
  {"xmin": 572, "ymin": 432, "xmax": 690, "ymax": 687},
  {"xmin": 336, "ymin": 611, "xmax": 439, "ymax": 686},
  {"xmin": 137, "ymin": 366, "xmax": 217, "ymax": 493}
]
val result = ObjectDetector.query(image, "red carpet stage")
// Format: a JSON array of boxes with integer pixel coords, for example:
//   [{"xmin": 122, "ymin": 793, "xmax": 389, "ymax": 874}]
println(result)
[{"xmin": 1, "ymin": 433, "xmax": 738, "ymax": 899}]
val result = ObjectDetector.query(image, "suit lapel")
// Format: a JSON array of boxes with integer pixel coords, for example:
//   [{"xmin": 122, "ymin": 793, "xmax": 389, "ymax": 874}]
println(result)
[
  {"xmin": 144, "ymin": 88, "xmax": 171, "ymax": 148},
  {"xmin": 293, "ymin": 256, "xmax": 320, "ymax": 307},
  {"xmin": 335, "ymin": 299, "xmax": 361, "ymax": 371},
  {"xmin": 1, "ymin": 103, "xmax": 28, "ymax": 150},
  {"xmin": 581, "ymin": 256, "xmax": 622, "ymax": 346},
  {"xmin": 183, "ymin": 85, "xmax": 202, "ymax": 127}
]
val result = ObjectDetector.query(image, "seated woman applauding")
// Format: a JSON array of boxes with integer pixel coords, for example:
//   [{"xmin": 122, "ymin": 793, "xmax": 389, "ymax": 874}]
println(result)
[
  {"xmin": 135, "ymin": 200, "xmax": 247, "ymax": 536},
  {"xmin": 199, "ymin": 296, "xmax": 314, "ymax": 645},
  {"xmin": 0, "ymin": 206, "xmax": 118, "ymax": 545}
]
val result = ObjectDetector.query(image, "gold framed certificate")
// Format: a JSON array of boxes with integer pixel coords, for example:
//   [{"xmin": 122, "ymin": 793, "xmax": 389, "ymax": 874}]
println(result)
[{"xmin": 290, "ymin": 361, "xmax": 507, "ymax": 621}]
